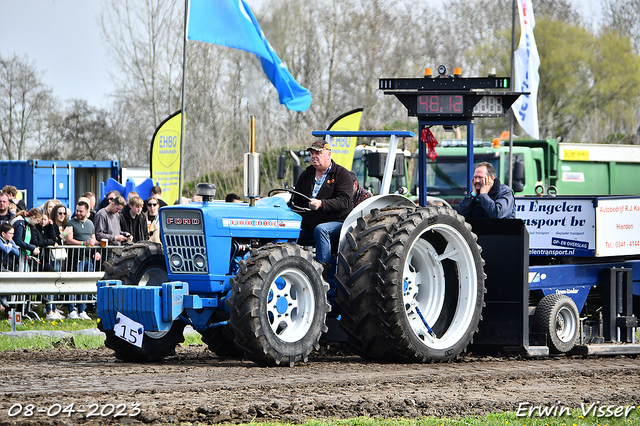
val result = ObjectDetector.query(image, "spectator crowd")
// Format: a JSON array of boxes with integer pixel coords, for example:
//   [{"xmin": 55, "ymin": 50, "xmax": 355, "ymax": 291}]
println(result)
[{"xmin": 0, "ymin": 185, "xmax": 167, "ymax": 321}]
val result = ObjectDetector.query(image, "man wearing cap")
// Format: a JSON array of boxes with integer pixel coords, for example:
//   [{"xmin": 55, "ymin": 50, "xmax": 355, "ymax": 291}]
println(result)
[
  {"xmin": 293, "ymin": 139, "xmax": 353, "ymax": 267},
  {"xmin": 349, "ymin": 171, "xmax": 372, "ymax": 207}
]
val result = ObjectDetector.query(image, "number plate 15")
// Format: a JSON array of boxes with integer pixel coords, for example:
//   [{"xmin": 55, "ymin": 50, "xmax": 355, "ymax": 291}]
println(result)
[{"xmin": 114, "ymin": 312, "xmax": 144, "ymax": 348}]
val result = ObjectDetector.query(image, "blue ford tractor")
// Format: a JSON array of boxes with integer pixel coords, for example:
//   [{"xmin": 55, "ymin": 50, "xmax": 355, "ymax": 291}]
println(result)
[{"xmin": 96, "ymin": 125, "xmax": 486, "ymax": 366}]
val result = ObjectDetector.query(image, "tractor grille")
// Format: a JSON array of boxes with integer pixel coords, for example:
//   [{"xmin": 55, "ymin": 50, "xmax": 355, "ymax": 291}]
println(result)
[
  {"xmin": 164, "ymin": 234, "xmax": 208, "ymax": 274},
  {"xmin": 161, "ymin": 209, "xmax": 207, "ymax": 275}
]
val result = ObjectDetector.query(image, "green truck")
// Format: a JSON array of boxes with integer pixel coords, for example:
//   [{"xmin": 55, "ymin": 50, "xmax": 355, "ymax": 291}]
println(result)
[
  {"xmin": 351, "ymin": 143, "xmax": 412, "ymax": 195},
  {"xmin": 411, "ymin": 138, "xmax": 640, "ymax": 204}
]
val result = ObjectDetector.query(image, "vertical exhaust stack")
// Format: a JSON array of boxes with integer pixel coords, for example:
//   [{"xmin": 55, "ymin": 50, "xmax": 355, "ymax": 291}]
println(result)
[{"xmin": 244, "ymin": 116, "xmax": 260, "ymax": 206}]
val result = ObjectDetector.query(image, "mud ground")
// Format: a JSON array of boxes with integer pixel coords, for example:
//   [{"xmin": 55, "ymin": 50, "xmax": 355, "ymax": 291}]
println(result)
[{"xmin": 1, "ymin": 343, "xmax": 639, "ymax": 426}]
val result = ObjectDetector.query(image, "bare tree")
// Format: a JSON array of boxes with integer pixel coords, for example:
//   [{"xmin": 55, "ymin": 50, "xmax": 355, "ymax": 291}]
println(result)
[
  {"xmin": 602, "ymin": 0, "xmax": 640, "ymax": 53},
  {"xmin": 56, "ymin": 99, "xmax": 119, "ymax": 161},
  {"xmin": 100, "ymin": 0, "xmax": 183, "ymax": 167},
  {"xmin": 0, "ymin": 53, "xmax": 53, "ymax": 159}
]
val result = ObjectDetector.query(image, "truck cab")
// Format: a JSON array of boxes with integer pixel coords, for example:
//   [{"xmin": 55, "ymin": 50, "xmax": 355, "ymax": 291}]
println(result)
[
  {"xmin": 351, "ymin": 143, "xmax": 412, "ymax": 195},
  {"xmin": 410, "ymin": 139, "xmax": 550, "ymax": 205}
]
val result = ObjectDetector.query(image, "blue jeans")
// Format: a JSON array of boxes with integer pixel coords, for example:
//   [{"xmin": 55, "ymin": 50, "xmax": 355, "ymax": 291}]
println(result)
[
  {"xmin": 299, "ymin": 221, "xmax": 342, "ymax": 264},
  {"xmin": 67, "ymin": 295, "xmax": 87, "ymax": 314}
]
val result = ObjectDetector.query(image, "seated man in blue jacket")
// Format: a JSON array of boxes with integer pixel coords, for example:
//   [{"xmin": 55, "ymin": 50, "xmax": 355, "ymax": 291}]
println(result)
[
  {"xmin": 293, "ymin": 140, "xmax": 353, "ymax": 266},
  {"xmin": 455, "ymin": 162, "xmax": 516, "ymax": 220}
]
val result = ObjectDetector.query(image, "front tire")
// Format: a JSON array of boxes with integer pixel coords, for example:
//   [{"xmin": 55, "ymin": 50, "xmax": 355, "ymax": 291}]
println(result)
[
  {"xmin": 100, "ymin": 242, "xmax": 185, "ymax": 362},
  {"xmin": 103, "ymin": 242, "xmax": 168, "ymax": 286},
  {"xmin": 227, "ymin": 243, "xmax": 330, "ymax": 366},
  {"xmin": 199, "ymin": 311, "xmax": 244, "ymax": 357}
]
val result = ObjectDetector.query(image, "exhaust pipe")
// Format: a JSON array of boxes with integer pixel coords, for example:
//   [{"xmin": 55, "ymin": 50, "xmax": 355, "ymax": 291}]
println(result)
[{"xmin": 244, "ymin": 116, "xmax": 261, "ymax": 206}]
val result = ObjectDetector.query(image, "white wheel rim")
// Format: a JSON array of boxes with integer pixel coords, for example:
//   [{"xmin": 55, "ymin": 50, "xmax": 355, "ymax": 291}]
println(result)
[
  {"xmin": 556, "ymin": 306, "xmax": 577, "ymax": 343},
  {"xmin": 402, "ymin": 224, "xmax": 478, "ymax": 350},
  {"xmin": 267, "ymin": 268, "xmax": 315, "ymax": 343}
]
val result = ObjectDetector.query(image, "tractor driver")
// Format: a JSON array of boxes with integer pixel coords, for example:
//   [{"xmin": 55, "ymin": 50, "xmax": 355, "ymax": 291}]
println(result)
[
  {"xmin": 293, "ymin": 139, "xmax": 353, "ymax": 268},
  {"xmin": 455, "ymin": 161, "xmax": 516, "ymax": 220}
]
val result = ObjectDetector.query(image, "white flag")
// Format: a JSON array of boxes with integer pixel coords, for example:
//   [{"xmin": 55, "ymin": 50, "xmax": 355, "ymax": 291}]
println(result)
[{"xmin": 513, "ymin": 0, "xmax": 540, "ymax": 139}]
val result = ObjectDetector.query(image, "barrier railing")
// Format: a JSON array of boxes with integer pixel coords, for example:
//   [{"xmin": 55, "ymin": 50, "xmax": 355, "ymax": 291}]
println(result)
[
  {"xmin": 0, "ymin": 246, "xmax": 116, "ymax": 318},
  {"xmin": 1, "ymin": 245, "xmax": 113, "ymax": 274}
]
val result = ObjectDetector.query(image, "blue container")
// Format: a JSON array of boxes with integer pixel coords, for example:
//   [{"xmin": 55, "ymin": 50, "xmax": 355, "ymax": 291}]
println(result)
[{"xmin": 0, "ymin": 159, "xmax": 120, "ymax": 209}]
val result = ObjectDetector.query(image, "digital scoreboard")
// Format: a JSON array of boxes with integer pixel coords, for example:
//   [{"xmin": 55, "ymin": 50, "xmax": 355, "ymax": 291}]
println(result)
[
  {"xmin": 415, "ymin": 95, "xmax": 505, "ymax": 117},
  {"xmin": 417, "ymin": 95, "xmax": 464, "ymax": 115},
  {"xmin": 380, "ymin": 75, "xmax": 520, "ymax": 119}
]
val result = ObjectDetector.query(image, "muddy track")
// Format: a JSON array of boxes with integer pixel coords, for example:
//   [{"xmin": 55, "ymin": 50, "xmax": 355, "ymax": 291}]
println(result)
[{"xmin": 1, "ymin": 345, "xmax": 639, "ymax": 425}]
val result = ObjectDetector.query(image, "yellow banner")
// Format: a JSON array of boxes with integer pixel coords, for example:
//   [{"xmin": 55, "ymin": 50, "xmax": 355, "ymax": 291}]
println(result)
[
  {"xmin": 150, "ymin": 111, "xmax": 182, "ymax": 205},
  {"xmin": 327, "ymin": 108, "xmax": 363, "ymax": 170}
]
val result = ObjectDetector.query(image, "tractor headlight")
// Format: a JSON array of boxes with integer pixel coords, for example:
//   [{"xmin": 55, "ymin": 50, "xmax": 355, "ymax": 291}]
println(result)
[
  {"xmin": 193, "ymin": 254, "xmax": 206, "ymax": 269},
  {"xmin": 170, "ymin": 254, "xmax": 183, "ymax": 269}
]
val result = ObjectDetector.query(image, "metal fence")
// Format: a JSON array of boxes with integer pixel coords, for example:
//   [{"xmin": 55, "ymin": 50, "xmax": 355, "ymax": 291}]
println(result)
[{"xmin": 1, "ymin": 246, "xmax": 116, "ymax": 319}]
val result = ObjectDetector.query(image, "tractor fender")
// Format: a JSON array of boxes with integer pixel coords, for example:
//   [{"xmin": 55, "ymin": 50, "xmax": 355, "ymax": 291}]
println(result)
[{"xmin": 338, "ymin": 194, "xmax": 415, "ymax": 253}]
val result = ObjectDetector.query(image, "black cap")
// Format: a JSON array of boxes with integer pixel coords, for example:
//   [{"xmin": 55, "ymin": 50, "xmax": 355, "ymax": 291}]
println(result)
[{"xmin": 307, "ymin": 139, "xmax": 331, "ymax": 152}]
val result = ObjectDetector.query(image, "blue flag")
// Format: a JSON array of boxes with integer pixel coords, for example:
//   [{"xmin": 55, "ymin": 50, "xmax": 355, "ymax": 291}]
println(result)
[{"xmin": 188, "ymin": 0, "xmax": 312, "ymax": 112}]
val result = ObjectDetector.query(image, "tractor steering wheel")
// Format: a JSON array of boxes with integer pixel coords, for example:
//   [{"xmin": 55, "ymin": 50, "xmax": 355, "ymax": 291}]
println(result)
[{"xmin": 268, "ymin": 188, "xmax": 313, "ymax": 212}]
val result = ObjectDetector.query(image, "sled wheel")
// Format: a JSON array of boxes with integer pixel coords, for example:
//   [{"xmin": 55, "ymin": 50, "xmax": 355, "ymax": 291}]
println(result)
[
  {"xmin": 101, "ymin": 242, "xmax": 185, "ymax": 362},
  {"xmin": 334, "ymin": 207, "xmax": 408, "ymax": 359},
  {"xmin": 378, "ymin": 206, "xmax": 486, "ymax": 362},
  {"xmin": 227, "ymin": 243, "xmax": 330, "ymax": 366},
  {"xmin": 533, "ymin": 294, "xmax": 579, "ymax": 354}
]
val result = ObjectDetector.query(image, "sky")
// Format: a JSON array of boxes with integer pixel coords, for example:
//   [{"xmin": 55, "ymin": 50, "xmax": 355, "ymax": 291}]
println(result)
[{"xmin": 0, "ymin": 0, "xmax": 601, "ymax": 110}]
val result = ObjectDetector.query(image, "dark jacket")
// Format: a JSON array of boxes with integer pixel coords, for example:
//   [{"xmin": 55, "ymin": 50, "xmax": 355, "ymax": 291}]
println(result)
[
  {"xmin": 10, "ymin": 216, "xmax": 36, "ymax": 254},
  {"xmin": 33, "ymin": 223, "xmax": 57, "ymax": 248},
  {"xmin": 46, "ymin": 223, "xmax": 64, "ymax": 246},
  {"xmin": 293, "ymin": 160, "xmax": 353, "ymax": 233},
  {"xmin": 32, "ymin": 223, "xmax": 57, "ymax": 271},
  {"xmin": 120, "ymin": 205, "xmax": 149, "ymax": 243},
  {"xmin": 10, "ymin": 197, "xmax": 26, "ymax": 212},
  {"xmin": 455, "ymin": 178, "xmax": 516, "ymax": 220},
  {"xmin": 0, "ymin": 211, "xmax": 14, "ymax": 225}
]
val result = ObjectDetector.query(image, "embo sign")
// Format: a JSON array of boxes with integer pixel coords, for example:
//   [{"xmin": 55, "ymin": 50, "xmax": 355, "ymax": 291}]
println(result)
[
  {"xmin": 326, "ymin": 108, "xmax": 363, "ymax": 170},
  {"xmin": 151, "ymin": 111, "xmax": 182, "ymax": 205},
  {"xmin": 158, "ymin": 134, "xmax": 178, "ymax": 153}
]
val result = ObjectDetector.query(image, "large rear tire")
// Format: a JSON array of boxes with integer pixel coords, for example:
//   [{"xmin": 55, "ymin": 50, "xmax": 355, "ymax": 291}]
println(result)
[
  {"xmin": 336, "ymin": 206, "xmax": 485, "ymax": 362},
  {"xmin": 334, "ymin": 207, "xmax": 407, "ymax": 359},
  {"xmin": 379, "ymin": 206, "xmax": 485, "ymax": 362},
  {"xmin": 227, "ymin": 243, "xmax": 330, "ymax": 366},
  {"xmin": 100, "ymin": 242, "xmax": 186, "ymax": 362}
]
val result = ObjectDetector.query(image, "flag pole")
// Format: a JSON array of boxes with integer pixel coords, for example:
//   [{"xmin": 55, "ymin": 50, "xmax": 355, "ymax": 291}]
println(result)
[
  {"xmin": 508, "ymin": 0, "xmax": 516, "ymax": 188},
  {"xmin": 178, "ymin": 0, "xmax": 189, "ymax": 204}
]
